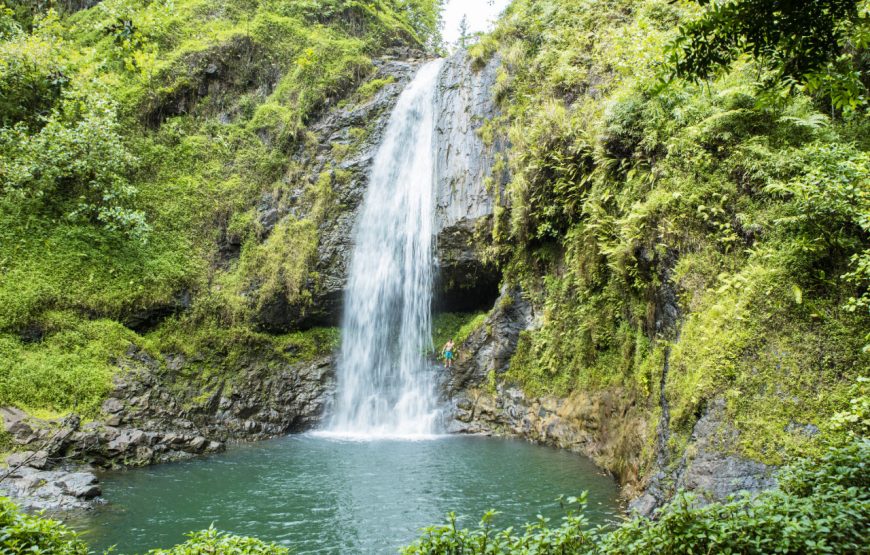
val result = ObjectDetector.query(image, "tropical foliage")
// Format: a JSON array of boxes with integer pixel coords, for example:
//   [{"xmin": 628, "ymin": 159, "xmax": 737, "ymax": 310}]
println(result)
[
  {"xmin": 0, "ymin": 0, "xmax": 441, "ymax": 416},
  {"xmin": 404, "ymin": 441, "xmax": 870, "ymax": 555},
  {"xmin": 468, "ymin": 0, "xmax": 868, "ymax": 470}
]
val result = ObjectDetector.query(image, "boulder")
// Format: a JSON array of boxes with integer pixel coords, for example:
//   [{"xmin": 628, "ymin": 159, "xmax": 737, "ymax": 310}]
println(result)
[
  {"xmin": 107, "ymin": 429, "xmax": 148, "ymax": 455},
  {"xmin": 59, "ymin": 472, "xmax": 101, "ymax": 499},
  {"xmin": 101, "ymin": 397, "xmax": 125, "ymax": 414},
  {"xmin": 0, "ymin": 466, "xmax": 102, "ymax": 512},
  {"xmin": 5, "ymin": 450, "xmax": 49, "ymax": 470},
  {"xmin": 0, "ymin": 407, "xmax": 43, "ymax": 445}
]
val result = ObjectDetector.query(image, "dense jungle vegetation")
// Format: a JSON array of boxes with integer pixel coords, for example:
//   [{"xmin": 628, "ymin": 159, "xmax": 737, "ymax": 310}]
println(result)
[
  {"xmin": 470, "ymin": 0, "xmax": 869, "ymax": 469},
  {"xmin": 0, "ymin": 0, "xmax": 868, "ymax": 553},
  {"xmin": 0, "ymin": 0, "xmax": 440, "ymax": 418}
]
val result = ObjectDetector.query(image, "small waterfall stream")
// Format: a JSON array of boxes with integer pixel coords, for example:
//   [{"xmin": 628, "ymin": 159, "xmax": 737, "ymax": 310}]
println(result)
[{"xmin": 326, "ymin": 59, "xmax": 445, "ymax": 438}]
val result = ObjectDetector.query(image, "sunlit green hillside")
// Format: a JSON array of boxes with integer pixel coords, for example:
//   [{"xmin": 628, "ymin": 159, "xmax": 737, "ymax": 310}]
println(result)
[{"xmin": 0, "ymin": 0, "xmax": 441, "ymax": 415}]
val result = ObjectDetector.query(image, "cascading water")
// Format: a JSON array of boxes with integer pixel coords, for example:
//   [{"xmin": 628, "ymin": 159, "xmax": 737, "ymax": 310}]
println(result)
[{"xmin": 327, "ymin": 59, "xmax": 445, "ymax": 438}]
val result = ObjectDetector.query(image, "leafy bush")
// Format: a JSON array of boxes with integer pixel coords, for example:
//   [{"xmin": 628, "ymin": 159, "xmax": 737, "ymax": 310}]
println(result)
[
  {"xmin": 667, "ymin": 0, "xmax": 868, "ymax": 111},
  {"xmin": 146, "ymin": 526, "xmax": 289, "ymax": 555},
  {"xmin": 0, "ymin": 93, "xmax": 148, "ymax": 239},
  {"xmin": 0, "ymin": 10, "xmax": 67, "ymax": 128},
  {"xmin": 403, "ymin": 441, "xmax": 870, "ymax": 555},
  {"xmin": 0, "ymin": 497, "xmax": 89, "ymax": 554},
  {"xmin": 0, "ymin": 499, "xmax": 288, "ymax": 555}
]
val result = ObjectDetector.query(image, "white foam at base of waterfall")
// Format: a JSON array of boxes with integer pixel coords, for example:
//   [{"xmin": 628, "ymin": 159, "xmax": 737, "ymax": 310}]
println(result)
[{"xmin": 325, "ymin": 59, "xmax": 446, "ymax": 439}]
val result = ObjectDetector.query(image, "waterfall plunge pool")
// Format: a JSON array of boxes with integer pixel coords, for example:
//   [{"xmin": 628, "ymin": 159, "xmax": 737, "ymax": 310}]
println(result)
[{"xmin": 71, "ymin": 434, "xmax": 623, "ymax": 554}]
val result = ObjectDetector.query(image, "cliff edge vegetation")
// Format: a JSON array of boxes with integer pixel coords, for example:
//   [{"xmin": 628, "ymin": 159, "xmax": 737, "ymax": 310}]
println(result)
[{"xmin": 456, "ymin": 0, "xmax": 868, "ymax": 485}]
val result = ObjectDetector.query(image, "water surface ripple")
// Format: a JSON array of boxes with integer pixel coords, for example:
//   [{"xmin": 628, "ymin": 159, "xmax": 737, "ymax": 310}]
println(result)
[{"xmin": 74, "ymin": 435, "xmax": 622, "ymax": 554}]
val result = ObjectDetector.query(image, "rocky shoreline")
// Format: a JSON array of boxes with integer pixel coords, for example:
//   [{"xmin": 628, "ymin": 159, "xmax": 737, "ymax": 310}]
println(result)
[
  {"xmin": 1, "ymin": 343, "xmax": 776, "ymax": 516},
  {"xmin": 441, "ymin": 288, "xmax": 778, "ymax": 515},
  {"xmin": 0, "ymin": 347, "xmax": 336, "ymax": 512}
]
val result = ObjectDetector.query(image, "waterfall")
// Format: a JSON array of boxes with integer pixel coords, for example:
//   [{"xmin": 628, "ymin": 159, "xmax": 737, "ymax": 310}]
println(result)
[{"xmin": 326, "ymin": 59, "xmax": 445, "ymax": 438}]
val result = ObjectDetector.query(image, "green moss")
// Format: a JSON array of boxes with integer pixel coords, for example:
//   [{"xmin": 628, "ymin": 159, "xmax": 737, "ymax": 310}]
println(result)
[
  {"xmin": 354, "ymin": 75, "xmax": 395, "ymax": 102},
  {"xmin": 147, "ymin": 314, "xmax": 339, "ymax": 402},
  {"xmin": 477, "ymin": 0, "xmax": 869, "ymax": 468},
  {"xmin": 432, "ymin": 312, "xmax": 488, "ymax": 354},
  {"xmin": 0, "ymin": 0, "xmax": 441, "ymax": 421},
  {"xmin": 274, "ymin": 327, "xmax": 341, "ymax": 364},
  {"xmin": 0, "ymin": 313, "xmax": 142, "ymax": 417}
]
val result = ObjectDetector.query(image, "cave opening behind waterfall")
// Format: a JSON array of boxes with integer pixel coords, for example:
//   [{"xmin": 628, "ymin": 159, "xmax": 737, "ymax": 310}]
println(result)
[{"xmin": 432, "ymin": 270, "xmax": 501, "ymax": 314}]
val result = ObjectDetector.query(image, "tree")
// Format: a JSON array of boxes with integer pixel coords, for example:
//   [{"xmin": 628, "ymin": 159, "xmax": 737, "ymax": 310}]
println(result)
[
  {"xmin": 458, "ymin": 14, "xmax": 469, "ymax": 48},
  {"xmin": 668, "ymin": 0, "xmax": 868, "ymax": 110}
]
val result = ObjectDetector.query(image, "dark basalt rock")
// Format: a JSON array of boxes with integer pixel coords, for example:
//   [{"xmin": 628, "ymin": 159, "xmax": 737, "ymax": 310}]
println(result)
[
  {"xmin": 250, "ymin": 59, "xmax": 421, "ymax": 332},
  {"xmin": 434, "ymin": 218, "xmax": 500, "ymax": 313},
  {"xmin": 442, "ymin": 287, "xmax": 534, "ymax": 396},
  {"xmin": 629, "ymin": 398, "xmax": 777, "ymax": 516},
  {"xmin": 1, "ymin": 348, "xmax": 336, "ymax": 511}
]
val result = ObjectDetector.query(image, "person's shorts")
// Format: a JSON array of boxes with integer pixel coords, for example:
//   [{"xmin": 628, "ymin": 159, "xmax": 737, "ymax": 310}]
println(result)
[{"xmin": 445, "ymin": 351, "xmax": 453, "ymax": 360}]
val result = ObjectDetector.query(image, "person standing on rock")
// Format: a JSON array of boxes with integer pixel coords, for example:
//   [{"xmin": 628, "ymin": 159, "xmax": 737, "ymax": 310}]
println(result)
[{"xmin": 442, "ymin": 339, "xmax": 455, "ymax": 369}]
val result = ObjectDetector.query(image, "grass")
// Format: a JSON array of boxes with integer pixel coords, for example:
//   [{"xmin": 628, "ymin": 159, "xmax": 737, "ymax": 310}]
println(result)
[
  {"xmin": 432, "ymin": 312, "xmax": 488, "ymax": 356},
  {"xmin": 0, "ymin": 313, "xmax": 141, "ymax": 417}
]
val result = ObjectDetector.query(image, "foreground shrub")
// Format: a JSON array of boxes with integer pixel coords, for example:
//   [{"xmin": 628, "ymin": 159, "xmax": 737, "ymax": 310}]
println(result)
[
  {"xmin": 403, "ymin": 441, "xmax": 870, "ymax": 554},
  {"xmin": 0, "ymin": 502, "xmax": 289, "ymax": 555},
  {"xmin": 0, "ymin": 497, "xmax": 89, "ymax": 554},
  {"xmin": 145, "ymin": 526, "xmax": 289, "ymax": 555}
]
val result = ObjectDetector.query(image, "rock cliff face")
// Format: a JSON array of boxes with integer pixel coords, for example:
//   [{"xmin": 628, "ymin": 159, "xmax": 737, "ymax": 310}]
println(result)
[
  {"xmin": 630, "ymin": 398, "xmax": 777, "ymax": 515},
  {"xmin": 1, "ymin": 48, "xmax": 509, "ymax": 512},
  {"xmin": 433, "ymin": 52, "xmax": 503, "ymax": 231},
  {"xmin": 252, "ymin": 49, "xmax": 506, "ymax": 330},
  {"xmin": 442, "ymin": 288, "xmax": 533, "ymax": 397},
  {"xmin": 252, "ymin": 56, "xmax": 423, "ymax": 331},
  {"xmin": 451, "ymin": 385, "xmax": 652, "ymax": 496},
  {"xmin": 433, "ymin": 51, "xmax": 505, "ymax": 312}
]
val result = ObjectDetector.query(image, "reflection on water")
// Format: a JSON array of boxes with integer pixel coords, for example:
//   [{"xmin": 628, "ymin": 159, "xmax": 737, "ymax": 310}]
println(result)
[{"xmin": 71, "ymin": 434, "xmax": 622, "ymax": 554}]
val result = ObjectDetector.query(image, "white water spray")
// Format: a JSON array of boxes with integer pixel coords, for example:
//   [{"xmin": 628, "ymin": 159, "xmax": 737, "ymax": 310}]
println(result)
[{"xmin": 326, "ymin": 60, "xmax": 445, "ymax": 438}]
